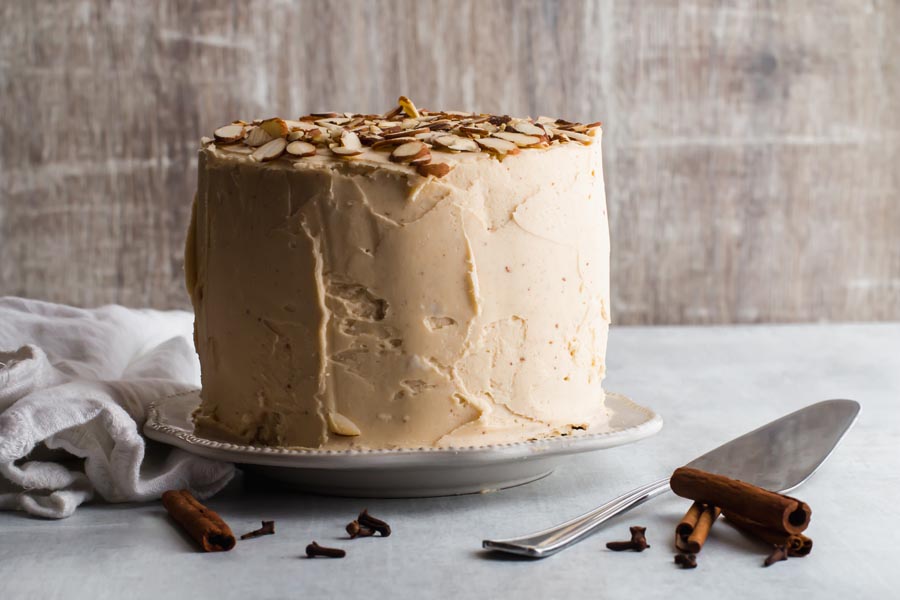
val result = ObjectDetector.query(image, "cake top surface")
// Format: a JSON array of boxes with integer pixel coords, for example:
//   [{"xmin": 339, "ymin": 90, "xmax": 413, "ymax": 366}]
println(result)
[{"xmin": 201, "ymin": 96, "xmax": 601, "ymax": 178}]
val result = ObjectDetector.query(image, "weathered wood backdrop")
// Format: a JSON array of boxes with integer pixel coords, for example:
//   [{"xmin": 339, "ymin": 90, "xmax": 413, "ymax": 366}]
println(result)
[{"xmin": 1, "ymin": 0, "xmax": 898, "ymax": 324}]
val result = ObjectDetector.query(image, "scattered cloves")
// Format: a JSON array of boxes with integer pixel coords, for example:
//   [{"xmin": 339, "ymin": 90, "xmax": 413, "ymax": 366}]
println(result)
[
  {"xmin": 240, "ymin": 520, "xmax": 275, "ymax": 540},
  {"xmin": 606, "ymin": 526, "xmax": 650, "ymax": 552},
  {"xmin": 764, "ymin": 545, "xmax": 788, "ymax": 567},
  {"xmin": 346, "ymin": 519, "xmax": 376, "ymax": 539},
  {"xmin": 305, "ymin": 541, "xmax": 346, "ymax": 558},
  {"xmin": 674, "ymin": 553, "xmax": 698, "ymax": 569},
  {"xmin": 605, "ymin": 540, "xmax": 638, "ymax": 551},
  {"xmin": 357, "ymin": 509, "xmax": 391, "ymax": 537}
]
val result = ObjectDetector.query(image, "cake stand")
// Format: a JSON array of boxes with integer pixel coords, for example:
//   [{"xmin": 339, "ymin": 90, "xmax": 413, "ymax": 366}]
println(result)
[{"xmin": 144, "ymin": 390, "xmax": 662, "ymax": 497}]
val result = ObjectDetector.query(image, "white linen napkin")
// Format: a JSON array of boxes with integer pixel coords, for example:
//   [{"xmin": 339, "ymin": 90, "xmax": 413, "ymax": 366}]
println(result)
[{"xmin": 0, "ymin": 297, "xmax": 234, "ymax": 518}]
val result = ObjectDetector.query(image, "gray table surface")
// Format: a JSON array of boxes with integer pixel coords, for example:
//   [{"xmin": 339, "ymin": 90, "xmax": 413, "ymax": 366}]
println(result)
[{"xmin": 2, "ymin": 323, "xmax": 898, "ymax": 599}]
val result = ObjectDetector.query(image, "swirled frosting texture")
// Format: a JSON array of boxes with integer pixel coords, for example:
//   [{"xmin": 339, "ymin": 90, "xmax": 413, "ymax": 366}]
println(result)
[{"xmin": 188, "ymin": 132, "xmax": 610, "ymax": 449}]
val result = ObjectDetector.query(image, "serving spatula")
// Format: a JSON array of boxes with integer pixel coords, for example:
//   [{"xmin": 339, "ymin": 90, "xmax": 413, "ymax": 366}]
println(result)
[{"xmin": 482, "ymin": 399, "xmax": 860, "ymax": 558}]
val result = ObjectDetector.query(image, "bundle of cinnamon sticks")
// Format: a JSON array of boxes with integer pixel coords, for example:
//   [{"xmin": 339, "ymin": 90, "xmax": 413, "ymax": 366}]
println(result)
[{"xmin": 670, "ymin": 467, "xmax": 813, "ymax": 566}]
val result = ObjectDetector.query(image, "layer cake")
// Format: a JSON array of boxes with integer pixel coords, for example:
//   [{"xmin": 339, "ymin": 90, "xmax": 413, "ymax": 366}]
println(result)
[{"xmin": 186, "ymin": 97, "xmax": 610, "ymax": 449}]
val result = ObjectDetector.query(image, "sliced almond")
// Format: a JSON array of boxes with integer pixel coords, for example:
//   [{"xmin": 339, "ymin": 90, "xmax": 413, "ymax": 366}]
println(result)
[
  {"xmin": 383, "ymin": 105, "xmax": 404, "ymax": 119},
  {"xmin": 390, "ymin": 140, "xmax": 428, "ymax": 163},
  {"xmin": 316, "ymin": 121, "xmax": 343, "ymax": 137},
  {"xmin": 493, "ymin": 131, "xmax": 543, "ymax": 147},
  {"xmin": 476, "ymin": 137, "xmax": 520, "ymax": 156},
  {"xmin": 417, "ymin": 162, "xmax": 452, "ymax": 178},
  {"xmin": 330, "ymin": 145, "xmax": 364, "ymax": 157},
  {"xmin": 244, "ymin": 126, "xmax": 274, "ymax": 147},
  {"xmin": 286, "ymin": 140, "xmax": 317, "ymax": 158},
  {"xmin": 214, "ymin": 123, "xmax": 245, "ymax": 144},
  {"xmin": 408, "ymin": 150, "xmax": 432, "ymax": 166},
  {"xmin": 200, "ymin": 136, "xmax": 214, "ymax": 146},
  {"xmin": 287, "ymin": 130, "xmax": 306, "ymax": 141},
  {"xmin": 371, "ymin": 137, "xmax": 418, "ymax": 150},
  {"xmin": 551, "ymin": 128, "xmax": 593, "ymax": 144},
  {"xmin": 460, "ymin": 126, "xmax": 489, "ymax": 137},
  {"xmin": 510, "ymin": 121, "xmax": 546, "ymax": 136},
  {"xmin": 285, "ymin": 119, "xmax": 319, "ymax": 131},
  {"xmin": 251, "ymin": 137, "xmax": 287, "ymax": 162},
  {"xmin": 384, "ymin": 127, "xmax": 429, "ymax": 139},
  {"xmin": 310, "ymin": 112, "xmax": 341, "ymax": 118},
  {"xmin": 341, "ymin": 130, "xmax": 363, "ymax": 151},
  {"xmin": 359, "ymin": 134, "xmax": 383, "ymax": 146},
  {"xmin": 427, "ymin": 119, "xmax": 453, "ymax": 131},
  {"xmin": 434, "ymin": 134, "xmax": 479, "ymax": 152},
  {"xmin": 309, "ymin": 129, "xmax": 329, "ymax": 144},
  {"xmin": 414, "ymin": 131, "xmax": 441, "ymax": 143},
  {"xmin": 459, "ymin": 116, "xmax": 490, "ymax": 126},
  {"xmin": 315, "ymin": 116, "xmax": 351, "ymax": 127},
  {"xmin": 398, "ymin": 95, "xmax": 420, "ymax": 119},
  {"xmin": 260, "ymin": 117, "xmax": 289, "ymax": 139},
  {"xmin": 327, "ymin": 413, "xmax": 361, "ymax": 437}
]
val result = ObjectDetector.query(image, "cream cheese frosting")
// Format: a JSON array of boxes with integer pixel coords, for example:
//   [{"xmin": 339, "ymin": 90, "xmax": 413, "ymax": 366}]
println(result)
[{"xmin": 187, "ymin": 99, "xmax": 610, "ymax": 449}]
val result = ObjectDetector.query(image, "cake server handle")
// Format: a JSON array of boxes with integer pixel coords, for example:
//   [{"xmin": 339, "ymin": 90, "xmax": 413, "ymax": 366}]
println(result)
[{"xmin": 481, "ymin": 477, "xmax": 671, "ymax": 558}]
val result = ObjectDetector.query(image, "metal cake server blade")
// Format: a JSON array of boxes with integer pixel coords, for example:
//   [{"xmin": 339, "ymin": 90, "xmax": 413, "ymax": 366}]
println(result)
[{"xmin": 482, "ymin": 399, "xmax": 860, "ymax": 558}]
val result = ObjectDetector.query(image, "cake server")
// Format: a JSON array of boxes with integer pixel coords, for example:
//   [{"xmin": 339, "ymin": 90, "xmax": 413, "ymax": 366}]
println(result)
[{"xmin": 482, "ymin": 398, "xmax": 860, "ymax": 558}]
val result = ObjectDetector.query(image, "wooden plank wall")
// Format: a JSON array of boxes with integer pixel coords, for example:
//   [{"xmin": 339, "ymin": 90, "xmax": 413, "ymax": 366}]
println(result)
[{"xmin": 1, "ymin": 0, "xmax": 898, "ymax": 324}]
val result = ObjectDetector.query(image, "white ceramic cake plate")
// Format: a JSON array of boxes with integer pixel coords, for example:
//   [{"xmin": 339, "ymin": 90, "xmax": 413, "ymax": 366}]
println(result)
[{"xmin": 144, "ymin": 390, "xmax": 662, "ymax": 498}]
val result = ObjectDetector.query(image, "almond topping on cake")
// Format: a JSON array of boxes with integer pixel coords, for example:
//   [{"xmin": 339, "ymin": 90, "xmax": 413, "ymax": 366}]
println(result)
[
  {"xmin": 202, "ymin": 96, "xmax": 603, "ymax": 171},
  {"xmin": 390, "ymin": 141, "xmax": 429, "ymax": 163},
  {"xmin": 214, "ymin": 124, "xmax": 245, "ymax": 144},
  {"xmin": 286, "ymin": 140, "xmax": 317, "ymax": 158},
  {"xmin": 251, "ymin": 137, "xmax": 287, "ymax": 162}
]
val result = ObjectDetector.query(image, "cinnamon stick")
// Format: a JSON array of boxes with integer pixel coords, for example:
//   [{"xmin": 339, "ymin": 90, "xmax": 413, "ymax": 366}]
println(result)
[
  {"xmin": 675, "ymin": 502, "xmax": 721, "ymax": 553},
  {"xmin": 670, "ymin": 467, "xmax": 811, "ymax": 534},
  {"xmin": 162, "ymin": 489, "xmax": 235, "ymax": 552},
  {"xmin": 676, "ymin": 502, "xmax": 704, "ymax": 538},
  {"xmin": 725, "ymin": 511, "xmax": 813, "ymax": 557}
]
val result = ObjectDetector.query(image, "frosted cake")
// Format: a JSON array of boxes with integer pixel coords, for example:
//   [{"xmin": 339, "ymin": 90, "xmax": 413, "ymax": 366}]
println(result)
[{"xmin": 186, "ymin": 97, "xmax": 610, "ymax": 449}]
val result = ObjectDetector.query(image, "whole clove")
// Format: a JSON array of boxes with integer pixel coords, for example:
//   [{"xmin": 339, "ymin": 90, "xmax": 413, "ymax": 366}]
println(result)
[
  {"xmin": 674, "ymin": 553, "xmax": 697, "ymax": 569},
  {"xmin": 240, "ymin": 520, "xmax": 275, "ymax": 540},
  {"xmin": 764, "ymin": 545, "xmax": 788, "ymax": 567},
  {"xmin": 305, "ymin": 541, "xmax": 346, "ymax": 558},
  {"xmin": 346, "ymin": 519, "xmax": 376, "ymax": 539},
  {"xmin": 357, "ymin": 509, "xmax": 391, "ymax": 537},
  {"xmin": 606, "ymin": 526, "xmax": 650, "ymax": 552}
]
